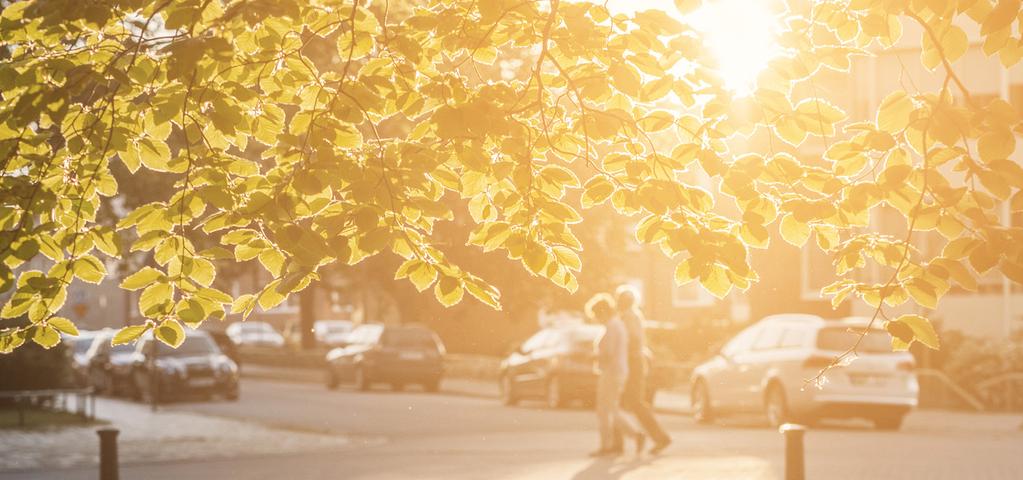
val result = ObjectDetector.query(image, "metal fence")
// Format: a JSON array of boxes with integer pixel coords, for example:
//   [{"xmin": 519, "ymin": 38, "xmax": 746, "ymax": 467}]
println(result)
[{"xmin": 0, "ymin": 388, "xmax": 96, "ymax": 427}]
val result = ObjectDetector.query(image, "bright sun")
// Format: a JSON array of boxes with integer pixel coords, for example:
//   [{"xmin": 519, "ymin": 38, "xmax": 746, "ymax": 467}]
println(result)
[{"xmin": 688, "ymin": 0, "xmax": 782, "ymax": 95}]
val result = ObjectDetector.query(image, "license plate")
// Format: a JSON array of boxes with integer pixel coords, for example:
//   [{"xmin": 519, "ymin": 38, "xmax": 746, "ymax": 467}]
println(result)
[
  {"xmin": 189, "ymin": 377, "xmax": 216, "ymax": 388},
  {"xmin": 849, "ymin": 374, "xmax": 887, "ymax": 386},
  {"xmin": 399, "ymin": 351, "xmax": 425, "ymax": 361}
]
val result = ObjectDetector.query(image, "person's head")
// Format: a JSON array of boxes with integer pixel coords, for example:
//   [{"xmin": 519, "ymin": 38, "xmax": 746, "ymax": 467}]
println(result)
[
  {"xmin": 615, "ymin": 284, "xmax": 640, "ymax": 311},
  {"xmin": 585, "ymin": 293, "xmax": 617, "ymax": 324}
]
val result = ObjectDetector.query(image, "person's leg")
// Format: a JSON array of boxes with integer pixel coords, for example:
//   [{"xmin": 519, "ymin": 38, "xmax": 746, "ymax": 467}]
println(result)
[
  {"xmin": 594, "ymin": 374, "xmax": 615, "ymax": 452},
  {"xmin": 622, "ymin": 369, "xmax": 671, "ymax": 445}
]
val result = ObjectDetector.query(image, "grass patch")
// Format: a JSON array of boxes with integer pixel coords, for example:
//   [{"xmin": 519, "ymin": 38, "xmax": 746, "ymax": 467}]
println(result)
[{"xmin": 0, "ymin": 406, "xmax": 104, "ymax": 430}]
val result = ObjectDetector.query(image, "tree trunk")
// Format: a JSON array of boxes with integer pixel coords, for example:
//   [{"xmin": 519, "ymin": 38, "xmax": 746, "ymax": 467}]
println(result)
[{"xmin": 299, "ymin": 284, "xmax": 317, "ymax": 350}]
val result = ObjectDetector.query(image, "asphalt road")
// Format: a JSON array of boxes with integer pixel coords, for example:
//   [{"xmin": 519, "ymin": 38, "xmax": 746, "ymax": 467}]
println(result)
[{"xmin": 6, "ymin": 378, "xmax": 1022, "ymax": 479}]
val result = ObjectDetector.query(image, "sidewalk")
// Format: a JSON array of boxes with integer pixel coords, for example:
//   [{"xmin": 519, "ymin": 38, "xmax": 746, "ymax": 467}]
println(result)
[
  {"xmin": 240, "ymin": 364, "xmax": 693, "ymax": 414},
  {"xmin": 0, "ymin": 396, "xmax": 364, "ymax": 473}
]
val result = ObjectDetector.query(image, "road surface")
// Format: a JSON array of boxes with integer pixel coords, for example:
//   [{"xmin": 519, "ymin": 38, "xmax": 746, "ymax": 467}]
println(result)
[{"xmin": 4, "ymin": 378, "xmax": 1021, "ymax": 479}]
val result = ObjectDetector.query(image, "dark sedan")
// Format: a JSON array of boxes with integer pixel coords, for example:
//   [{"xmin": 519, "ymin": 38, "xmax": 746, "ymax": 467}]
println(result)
[
  {"xmin": 84, "ymin": 330, "xmax": 137, "ymax": 396},
  {"xmin": 130, "ymin": 331, "xmax": 239, "ymax": 403},
  {"xmin": 499, "ymin": 323, "xmax": 668, "ymax": 409},
  {"xmin": 499, "ymin": 324, "xmax": 602, "ymax": 409},
  {"xmin": 325, "ymin": 324, "xmax": 444, "ymax": 392}
]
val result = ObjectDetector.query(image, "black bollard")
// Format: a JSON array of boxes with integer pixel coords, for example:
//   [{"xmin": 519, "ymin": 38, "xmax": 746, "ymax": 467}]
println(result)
[
  {"xmin": 97, "ymin": 428, "xmax": 120, "ymax": 480},
  {"xmin": 779, "ymin": 423, "xmax": 806, "ymax": 480}
]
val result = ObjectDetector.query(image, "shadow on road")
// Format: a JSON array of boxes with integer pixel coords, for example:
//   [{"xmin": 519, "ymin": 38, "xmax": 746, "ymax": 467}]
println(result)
[{"xmin": 569, "ymin": 456, "xmax": 656, "ymax": 480}]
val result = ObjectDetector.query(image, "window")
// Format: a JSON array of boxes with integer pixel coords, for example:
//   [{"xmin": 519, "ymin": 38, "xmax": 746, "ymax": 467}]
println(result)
[
  {"xmin": 1011, "ymin": 84, "xmax": 1023, "ymax": 113},
  {"xmin": 383, "ymin": 328, "xmax": 437, "ymax": 349},
  {"xmin": 721, "ymin": 325, "xmax": 762, "ymax": 357},
  {"xmin": 801, "ymin": 246, "xmax": 834, "ymax": 301},
  {"xmin": 751, "ymin": 326, "xmax": 784, "ymax": 351},
  {"xmin": 349, "ymin": 324, "xmax": 383, "ymax": 345},
  {"xmin": 779, "ymin": 328, "xmax": 809, "ymax": 349}
]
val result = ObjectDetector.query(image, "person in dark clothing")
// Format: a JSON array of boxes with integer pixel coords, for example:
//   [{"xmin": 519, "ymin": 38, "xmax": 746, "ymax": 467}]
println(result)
[{"xmin": 616, "ymin": 285, "xmax": 672, "ymax": 454}]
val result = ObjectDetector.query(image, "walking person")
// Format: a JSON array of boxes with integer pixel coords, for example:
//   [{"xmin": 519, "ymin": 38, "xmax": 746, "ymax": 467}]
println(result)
[
  {"xmin": 586, "ymin": 293, "xmax": 644, "ymax": 457},
  {"xmin": 616, "ymin": 285, "xmax": 672, "ymax": 454}
]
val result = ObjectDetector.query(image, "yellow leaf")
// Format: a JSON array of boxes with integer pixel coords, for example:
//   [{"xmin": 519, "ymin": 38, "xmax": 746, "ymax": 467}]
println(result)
[
  {"xmin": 780, "ymin": 214, "xmax": 811, "ymax": 247},
  {"xmin": 876, "ymin": 91, "xmax": 914, "ymax": 133},
  {"xmin": 699, "ymin": 263, "xmax": 732, "ymax": 299},
  {"xmin": 978, "ymin": 129, "xmax": 1015, "ymax": 162}
]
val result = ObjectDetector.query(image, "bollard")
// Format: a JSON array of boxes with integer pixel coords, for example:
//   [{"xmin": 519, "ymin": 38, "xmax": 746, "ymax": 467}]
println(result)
[
  {"xmin": 779, "ymin": 423, "xmax": 806, "ymax": 480},
  {"xmin": 97, "ymin": 428, "xmax": 120, "ymax": 480}
]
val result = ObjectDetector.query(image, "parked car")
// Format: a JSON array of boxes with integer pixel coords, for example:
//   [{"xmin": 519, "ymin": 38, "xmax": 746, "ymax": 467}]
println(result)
[
  {"xmin": 66, "ymin": 329, "xmax": 100, "ymax": 386},
  {"xmin": 225, "ymin": 321, "xmax": 285, "ymax": 348},
  {"xmin": 84, "ymin": 329, "xmax": 138, "ymax": 395},
  {"xmin": 324, "ymin": 324, "xmax": 445, "ymax": 392},
  {"xmin": 314, "ymin": 320, "xmax": 354, "ymax": 347},
  {"xmin": 205, "ymin": 329, "xmax": 241, "ymax": 369},
  {"xmin": 499, "ymin": 323, "xmax": 602, "ymax": 408},
  {"xmin": 690, "ymin": 314, "xmax": 919, "ymax": 430},
  {"xmin": 499, "ymin": 323, "xmax": 667, "ymax": 409},
  {"xmin": 129, "ymin": 330, "xmax": 240, "ymax": 402}
]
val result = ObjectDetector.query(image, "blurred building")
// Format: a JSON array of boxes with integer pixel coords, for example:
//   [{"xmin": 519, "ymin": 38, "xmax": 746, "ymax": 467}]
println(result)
[{"xmin": 626, "ymin": 18, "xmax": 1023, "ymax": 341}]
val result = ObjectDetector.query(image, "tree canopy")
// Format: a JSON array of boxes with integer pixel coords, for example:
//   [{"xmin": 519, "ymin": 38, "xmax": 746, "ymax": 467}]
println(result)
[{"xmin": 1, "ymin": 0, "xmax": 1022, "ymax": 363}]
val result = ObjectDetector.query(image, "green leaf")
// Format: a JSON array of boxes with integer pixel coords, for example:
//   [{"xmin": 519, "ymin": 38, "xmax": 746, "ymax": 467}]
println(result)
[
  {"xmin": 433, "ymin": 276, "xmax": 464, "ymax": 307},
  {"xmin": 120, "ymin": 267, "xmax": 163, "ymax": 291},
  {"xmin": 231, "ymin": 294, "xmax": 258, "ymax": 317},
  {"xmin": 32, "ymin": 325, "xmax": 60, "ymax": 349},
  {"xmin": 408, "ymin": 262, "xmax": 437, "ymax": 292},
  {"xmin": 890, "ymin": 314, "xmax": 940, "ymax": 350},
  {"xmin": 47, "ymin": 317, "xmax": 78, "ymax": 336},
  {"xmin": 73, "ymin": 255, "xmax": 106, "ymax": 284},
  {"xmin": 112, "ymin": 324, "xmax": 150, "ymax": 346},
  {"xmin": 139, "ymin": 282, "xmax": 173, "ymax": 318},
  {"xmin": 155, "ymin": 318, "xmax": 186, "ymax": 348}
]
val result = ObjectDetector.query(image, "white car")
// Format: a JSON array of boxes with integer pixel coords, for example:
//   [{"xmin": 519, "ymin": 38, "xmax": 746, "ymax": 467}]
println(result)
[
  {"xmin": 313, "ymin": 320, "xmax": 354, "ymax": 347},
  {"xmin": 690, "ymin": 314, "xmax": 918, "ymax": 430},
  {"xmin": 225, "ymin": 321, "xmax": 286, "ymax": 348}
]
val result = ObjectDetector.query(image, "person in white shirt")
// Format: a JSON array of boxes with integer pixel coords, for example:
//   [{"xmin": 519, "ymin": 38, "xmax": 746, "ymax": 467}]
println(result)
[{"xmin": 586, "ymin": 293, "xmax": 644, "ymax": 457}]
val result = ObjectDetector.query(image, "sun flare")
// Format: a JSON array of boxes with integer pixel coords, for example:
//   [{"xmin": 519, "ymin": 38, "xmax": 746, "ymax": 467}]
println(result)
[{"xmin": 689, "ymin": 0, "xmax": 782, "ymax": 95}]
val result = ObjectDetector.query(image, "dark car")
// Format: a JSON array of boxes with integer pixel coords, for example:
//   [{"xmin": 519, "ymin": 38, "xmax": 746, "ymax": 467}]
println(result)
[
  {"xmin": 84, "ymin": 330, "xmax": 138, "ymax": 396},
  {"xmin": 205, "ymin": 329, "xmax": 241, "ymax": 369},
  {"xmin": 499, "ymin": 323, "xmax": 666, "ymax": 409},
  {"xmin": 129, "ymin": 331, "xmax": 239, "ymax": 403},
  {"xmin": 65, "ymin": 330, "xmax": 101, "ymax": 387},
  {"xmin": 324, "ymin": 324, "xmax": 445, "ymax": 392},
  {"xmin": 499, "ymin": 324, "xmax": 602, "ymax": 409}
]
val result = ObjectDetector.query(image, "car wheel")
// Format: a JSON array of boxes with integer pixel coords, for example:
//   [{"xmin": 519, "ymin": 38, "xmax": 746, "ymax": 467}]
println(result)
[
  {"xmin": 325, "ymin": 368, "xmax": 339, "ymax": 390},
  {"xmin": 764, "ymin": 383, "xmax": 790, "ymax": 428},
  {"xmin": 500, "ymin": 374, "xmax": 518, "ymax": 406},
  {"xmin": 354, "ymin": 366, "xmax": 371, "ymax": 391},
  {"xmin": 692, "ymin": 380, "xmax": 715, "ymax": 424},
  {"xmin": 546, "ymin": 375, "xmax": 568, "ymax": 409},
  {"xmin": 873, "ymin": 413, "xmax": 904, "ymax": 431}
]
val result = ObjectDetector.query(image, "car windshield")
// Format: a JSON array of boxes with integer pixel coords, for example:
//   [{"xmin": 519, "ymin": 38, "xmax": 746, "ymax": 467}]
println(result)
[
  {"xmin": 816, "ymin": 328, "xmax": 891, "ymax": 353},
  {"xmin": 384, "ymin": 328, "xmax": 436, "ymax": 349},
  {"xmin": 73, "ymin": 337, "xmax": 96, "ymax": 354},
  {"xmin": 320, "ymin": 323, "xmax": 350, "ymax": 334},
  {"xmin": 156, "ymin": 336, "xmax": 219, "ymax": 357},
  {"xmin": 561, "ymin": 326, "xmax": 601, "ymax": 349},
  {"xmin": 240, "ymin": 323, "xmax": 273, "ymax": 332}
]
